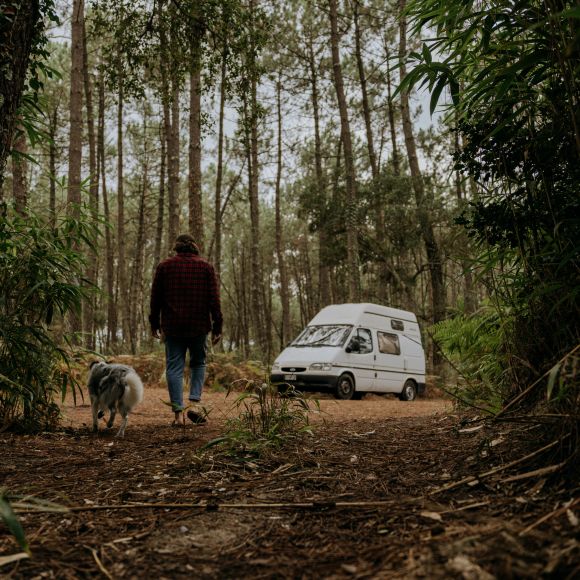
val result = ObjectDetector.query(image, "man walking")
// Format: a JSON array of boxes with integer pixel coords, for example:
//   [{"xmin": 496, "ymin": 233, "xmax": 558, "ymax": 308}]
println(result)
[{"xmin": 149, "ymin": 234, "xmax": 223, "ymax": 425}]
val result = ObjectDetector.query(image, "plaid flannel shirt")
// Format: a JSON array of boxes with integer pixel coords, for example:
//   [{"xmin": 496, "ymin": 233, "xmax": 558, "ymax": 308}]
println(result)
[{"xmin": 149, "ymin": 253, "xmax": 223, "ymax": 338}]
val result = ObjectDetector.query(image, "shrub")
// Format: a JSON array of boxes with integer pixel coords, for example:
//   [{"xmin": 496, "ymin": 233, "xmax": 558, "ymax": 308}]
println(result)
[
  {"xmin": 431, "ymin": 303, "xmax": 515, "ymax": 412},
  {"xmin": 0, "ymin": 205, "xmax": 95, "ymax": 431},
  {"xmin": 205, "ymin": 381, "xmax": 319, "ymax": 457}
]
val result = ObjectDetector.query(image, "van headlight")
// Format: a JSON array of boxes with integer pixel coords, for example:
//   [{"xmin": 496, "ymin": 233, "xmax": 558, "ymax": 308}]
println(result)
[
  {"xmin": 271, "ymin": 362, "xmax": 280, "ymax": 371},
  {"xmin": 310, "ymin": 363, "xmax": 332, "ymax": 371}
]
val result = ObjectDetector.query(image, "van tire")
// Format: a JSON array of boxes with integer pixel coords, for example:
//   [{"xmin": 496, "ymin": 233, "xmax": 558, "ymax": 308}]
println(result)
[
  {"xmin": 335, "ymin": 374, "xmax": 355, "ymax": 400},
  {"xmin": 399, "ymin": 380, "xmax": 417, "ymax": 401}
]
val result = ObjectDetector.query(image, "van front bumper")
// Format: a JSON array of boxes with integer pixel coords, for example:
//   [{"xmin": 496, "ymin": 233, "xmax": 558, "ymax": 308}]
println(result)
[{"xmin": 270, "ymin": 373, "xmax": 339, "ymax": 392}]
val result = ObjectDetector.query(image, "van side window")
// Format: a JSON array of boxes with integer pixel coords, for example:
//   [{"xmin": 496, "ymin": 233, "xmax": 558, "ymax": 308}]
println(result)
[
  {"xmin": 391, "ymin": 319, "xmax": 404, "ymax": 331},
  {"xmin": 378, "ymin": 332, "xmax": 401, "ymax": 355},
  {"xmin": 347, "ymin": 328, "xmax": 373, "ymax": 354}
]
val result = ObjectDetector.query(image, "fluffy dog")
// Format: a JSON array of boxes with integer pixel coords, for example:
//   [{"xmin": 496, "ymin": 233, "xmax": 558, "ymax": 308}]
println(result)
[{"xmin": 88, "ymin": 361, "xmax": 144, "ymax": 437}]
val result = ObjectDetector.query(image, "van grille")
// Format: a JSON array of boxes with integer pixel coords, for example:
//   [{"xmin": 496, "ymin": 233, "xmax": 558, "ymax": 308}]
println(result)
[{"xmin": 281, "ymin": 367, "xmax": 306, "ymax": 372}]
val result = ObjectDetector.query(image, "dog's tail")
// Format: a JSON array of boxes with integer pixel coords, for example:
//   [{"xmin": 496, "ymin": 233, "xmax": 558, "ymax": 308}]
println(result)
[{"xmin": 123, "ymin": 371, "xmax": 144, "ymax": 409}]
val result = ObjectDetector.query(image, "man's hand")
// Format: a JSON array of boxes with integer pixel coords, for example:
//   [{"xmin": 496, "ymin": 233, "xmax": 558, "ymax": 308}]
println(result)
[
  {"xmin": 152, "ymin": 328, "xmax": 161, "ymax": 340},
  {"xmin": 211, "ymin": 333, "xmax": 222, "ymax": 346}
]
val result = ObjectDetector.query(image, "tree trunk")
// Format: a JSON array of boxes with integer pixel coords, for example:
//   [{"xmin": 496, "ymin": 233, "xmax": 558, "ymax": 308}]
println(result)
[
  {"xmin": 67, "ymin": 0, "xmax": 84, "ymax": 341},
  {"xmin": 98, "ymin": 67, "xmax": 117, "ymax": 347},
  {"xmin": 328, "ymin": 0, "xmax": 360, "ymax": 302},
  {"xmin": 188, "ymin": 63, "xmax": 203, "ymax": 246},
  {"xmin": 0, "ymin": 1, "xmax": 40, "ymax": 186},
  {"xmin": 67, "ymin": 0, "xmax": 84, "ymax": 219},
  {"xmin": 83, "ymin": 19, "xmax": 98, "ymax": 350},
  {"xmin": 399, "ymin": 1, "xmax": 445, "ymax": 347},
  {"xmin": 275, "ymin": 79, "xmax": 291, "ymax": 348},
  {"xmin": 307, "ymin": 33, "xmax": 330, "ymax": 309},
  {"xmin": 454, "ymin": 121, "xmax": 477, "ymax": 315},
  {"xmin": 384, "ymin": 40, "xmax": 400, "ymax": 176},
  {"xmin": 11, "ymin": 127, "xmax": 27, "ymax": 214},
  {"xmin": 117, "ymin": 76, "xmax": 129, "ymax": 345},
  {"xmin": 213, "ymin": 51, "xmax": 227, "ymax": 280},
  {"xmin": 246, "ymin": 0, "xmax": 267, "ymax": 353},
  {"xmin": 168, "ymin": 76, "xmax": 180, "ymax": 244},
  {"xmin": 48, "ymin": 106, "xmax": 58, "ymax": 228},
  {"xmin": 152, "ymin": 117, "xmax": 166, "ymax": 276},
  {"xmin": 353, "ymin": 1, "xmax": 378, "ymax": 180},
  {"xmin": 130, "ymin": 115, "xmax": 148, "ymax": 354}
]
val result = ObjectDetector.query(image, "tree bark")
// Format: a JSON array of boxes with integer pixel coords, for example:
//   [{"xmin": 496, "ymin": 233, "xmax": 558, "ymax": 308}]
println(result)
[
  {"xmin": 214, "ymin": 51, "xmax": 227, "ymax": 280},
  {"xmin": 398, "ymin": 1, "xmax": 445, "ymax": 337},
  {"xmin": 67, "ymin": 0, "xmax": 84, "ymax": 219},
  {"xmin": 152, "ymin": 116, "xmax": 166, "ymax": 277},
  {"xmin": 275, "ymin": 78, "xmax": 291, "ymax": 348},
  {"xmin": 167, "ymin": 76, "xmax": 180, "ymax": 244},
  {"xmin": 117, "ymin": 75, "xmax": 129, "ymax": 344},
  {"xmin": 246, "ymin": 0, "xmax": 267, "ymax": 353},
  {"xmin": 11, "ymin": 126, "xmax": 27, "ymax": 214},
  {"xmin": 307, "ymin": 32, "xmax": 330, "ymax": 308},
  {"xmin": 188, "ymin": 64, "xmax": 203, "ymax": 246},
  {"xmin": 384, "ymin": 40, "xmax": 400, "ymax": 176},
  {"xmin": 0, "ymin": 0, "xmax": 40, "ymax": 186},
  {"xmin": 353, "ymin": 0, "xmax": 378, "ymax": 180},
  {"xmin": 48, "ymin": 106, "xmax": 58, "ymax": 228},
  {"xmin": 328, "ymin": 0, "xmax": 360, "ymax": 302},
  {"xmin": 98, "ymin": 67, "xmax": 117, "ymax": 347},
  {"xmin": 129, "ymin": 113, "xmax": 148, "ymax": 354},
  {"xmin": 159, "ymin": 4, "xmax": 180, "ymax": 247},
  {"xmin": 67, "ymin": 0, "xmax": 84, "ymax": 341},
  {"xmin": 83, "ymin": 19, "xmax": 98, "ymax": 349}
]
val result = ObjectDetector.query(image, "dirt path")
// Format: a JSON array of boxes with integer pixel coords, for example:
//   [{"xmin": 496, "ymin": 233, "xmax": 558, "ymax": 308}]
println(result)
[
  {"xmin": 59, "ymin": 386, "xmax": 452, "ymax": 430},
  {"xmin": 1, "ymin": 389, "xmax": 577, "ymax": 578}
]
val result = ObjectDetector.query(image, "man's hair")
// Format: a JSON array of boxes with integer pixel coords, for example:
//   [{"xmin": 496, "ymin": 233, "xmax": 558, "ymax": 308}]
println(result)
[{"xmin": 174, "ymin": 234, "xmax": 200, "ymax": 254}]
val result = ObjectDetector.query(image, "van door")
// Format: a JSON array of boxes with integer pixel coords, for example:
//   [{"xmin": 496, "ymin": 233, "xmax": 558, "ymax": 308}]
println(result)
[
  {"xmin": 374, "ymin": 331, "xmax": 404, "ymax": 392},
  {"xmin": 343, "ymin": 328, "xmax": 375, "ymax": 390}
]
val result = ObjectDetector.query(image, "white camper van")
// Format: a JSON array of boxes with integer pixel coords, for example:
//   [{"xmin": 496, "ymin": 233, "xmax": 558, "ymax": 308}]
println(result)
[{"xmin": 270, "ymin": 303, "xmax": 426, "ymax": 400}]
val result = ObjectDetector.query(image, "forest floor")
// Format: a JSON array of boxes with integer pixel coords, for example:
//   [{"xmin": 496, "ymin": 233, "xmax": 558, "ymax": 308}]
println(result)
[{"xmin": 1, "ymin": 383, "xmax": 579, "ymax": 579}]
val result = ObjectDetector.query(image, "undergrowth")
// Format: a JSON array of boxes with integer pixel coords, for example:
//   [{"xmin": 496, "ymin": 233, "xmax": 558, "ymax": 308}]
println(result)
[
  {"xmin": 204, "ymin": 380, "xmax": 320, "ymax": 459},
  {"xmin": 0, "ymin": 206, "xmax": 95, "ymax": 432},
  {"xmin": 431, "ymin": 303, "xmax": 514, "ymax": 412}
]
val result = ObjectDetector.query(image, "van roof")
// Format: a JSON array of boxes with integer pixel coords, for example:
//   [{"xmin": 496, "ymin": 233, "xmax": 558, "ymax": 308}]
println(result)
[{"xmin": 309, "ymin": 303, "xmax": 418, "ymax": 327}]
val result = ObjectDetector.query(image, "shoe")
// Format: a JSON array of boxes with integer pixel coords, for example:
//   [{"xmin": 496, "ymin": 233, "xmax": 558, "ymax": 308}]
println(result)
[{"xmin": 187, "ymin": 409, "xmax": 207, "ymax": 424}]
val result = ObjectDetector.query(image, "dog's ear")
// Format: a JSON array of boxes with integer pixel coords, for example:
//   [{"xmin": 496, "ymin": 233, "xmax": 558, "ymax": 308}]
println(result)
[{"xmin": 89, "ymin": 360, "xmax": 100, "ymax": 369}]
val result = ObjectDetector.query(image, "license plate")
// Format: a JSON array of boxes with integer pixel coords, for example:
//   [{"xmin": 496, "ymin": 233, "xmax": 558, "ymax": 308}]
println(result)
[{"xmin": 284, "ymin": 374, "xmax": 297, "ymax": 381}]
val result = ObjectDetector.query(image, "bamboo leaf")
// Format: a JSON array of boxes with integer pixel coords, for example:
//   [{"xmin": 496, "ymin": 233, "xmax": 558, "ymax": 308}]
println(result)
[
  {"xmin": 546, "ymin": 362, "xmax": 562, "ymax": 401},
  {"xmin": 430, "ymin": 75, "xmax": 448, "ymax": 114},
  {"xmin": 0, "ymin": 495, "xmax": 30, "ymax": 555}
]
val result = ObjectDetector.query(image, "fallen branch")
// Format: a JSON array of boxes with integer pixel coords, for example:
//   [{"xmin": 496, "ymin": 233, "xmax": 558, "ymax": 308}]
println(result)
[
  {"xmin": 429, "ymin": 438, "xmax": 561, "ymax": 495},
  {"xmin": 500, "ymin": 462, "xmax": 567, "ymax": 484},
  {"xmin": 519, "ymin": 497, "xmax": 579, "ymax": 537},
  {"xmin": 90, "ymin": 548, "xmax": 113, "ymax": 580},
  {"xmin": 14, "ymin": 498, "xmax": 424, "ymax": 514},
  {"xmin": 440, "ymin": 501, "xmax": 491, "ymax": 514}
]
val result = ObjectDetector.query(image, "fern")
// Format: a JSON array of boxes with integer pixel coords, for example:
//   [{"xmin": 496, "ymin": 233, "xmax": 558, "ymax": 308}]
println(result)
[{"xmin": 431, "ymin": 303, "xmax": 515, "ymax": 411}]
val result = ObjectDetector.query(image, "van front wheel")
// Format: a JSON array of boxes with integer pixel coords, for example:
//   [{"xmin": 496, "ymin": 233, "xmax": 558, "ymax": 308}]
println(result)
[
  {"xmin": 399, "ymin": 380, "xmax": 417, "ymax": 401},
  {"xmin": 335, "ymin": 374, "xmax": 355, "ymax": 400}
]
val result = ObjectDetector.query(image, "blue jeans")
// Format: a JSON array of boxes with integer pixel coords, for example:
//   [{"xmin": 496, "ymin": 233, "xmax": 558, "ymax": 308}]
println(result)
[{"xmin": 165, "ymin": 334, "xmax": 207, "ymax": 411}]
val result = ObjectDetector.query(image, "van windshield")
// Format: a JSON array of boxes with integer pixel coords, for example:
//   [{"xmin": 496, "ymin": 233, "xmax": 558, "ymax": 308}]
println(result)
[{"xmin": 291, "ymin": 325, "xmax": 352, "ymax": 347}]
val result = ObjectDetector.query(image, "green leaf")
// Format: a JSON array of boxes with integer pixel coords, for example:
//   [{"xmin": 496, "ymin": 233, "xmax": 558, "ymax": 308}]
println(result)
[
  {"xmin": 421, "ymin": 42, "xmax": 432, "ymax": 65},
  {"xmin": 0, "ymin": 495, "xmax": 30, "ymax": 555},
  {"xmin": 430, "ymin": 75, "xmax": 448, "ymax": 114},
  {"xmin": 546, "ymin": 362, "xmax": 562, "ymax": 401}
]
